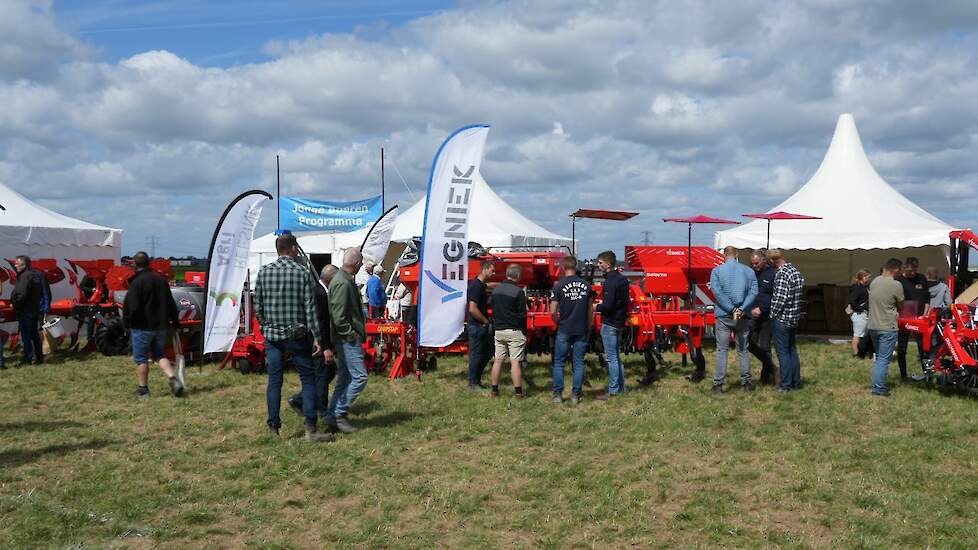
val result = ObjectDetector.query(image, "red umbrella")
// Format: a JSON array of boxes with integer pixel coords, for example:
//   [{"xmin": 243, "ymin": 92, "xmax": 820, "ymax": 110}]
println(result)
[
  {"xmin": 741, "ymin": 211, "xmax": 822, "ymax": 249},
  {"xmin": 663, "ymin": 215, "xmax": 741, "ymax": 304}
]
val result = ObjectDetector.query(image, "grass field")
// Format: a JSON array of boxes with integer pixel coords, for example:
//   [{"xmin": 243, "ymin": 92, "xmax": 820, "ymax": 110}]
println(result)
[{"xmin": 1, "ymin": 342, "xmax": 977, "ymax": 548}]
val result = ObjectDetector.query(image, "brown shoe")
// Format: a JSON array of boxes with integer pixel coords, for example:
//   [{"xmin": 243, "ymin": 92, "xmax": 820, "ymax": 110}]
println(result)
[
  {"xmin": 514, "ymin": 392, "xmax": 525, "ymax": 399},
  {"xmin": 304, "ymin": 426, "xmax": 336, "ymax": 442},
  {"xmin": 594, "ymin": 393, "xmax": 611, "ymax": 401}
]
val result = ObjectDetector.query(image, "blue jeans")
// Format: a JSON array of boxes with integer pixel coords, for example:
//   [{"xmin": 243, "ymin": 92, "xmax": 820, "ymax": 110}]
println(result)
[
  {"xmin": 467, "ymin": 323, "xmax": 491, "ymax": 385},
  {"xmin": 601, "ymin": 324, "xmax": 626, "ymax": 394},
  {"xmin": 265, "ymin": 335, "xmax": 318, "ymax": 429},
  {"xmin": 870, "ymin": 330, "xmax": 898, "ymax": 394},
  {"xmin": 552, "ymin": 331, "xmax": 588, "ymax": 396},
  {"xmin": 714, "ymin": 316, "xmax": 752, "ymax": 386},
  {"xmin": 289, "ymin": 356, "xmax": 336, "ymax": 420},
  {"xmin": 18, "ymin": 314, "xmax": 42, "ymax": 363},
  {"xmin": 328, "ymin": 340, "xmax": 368, "ymax": 418},
  {"xmin": 772, "ymin": 319, "xmax": 801, "ymax": 390}
]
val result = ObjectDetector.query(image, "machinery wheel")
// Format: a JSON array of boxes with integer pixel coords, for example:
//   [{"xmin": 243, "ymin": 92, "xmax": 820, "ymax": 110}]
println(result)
[
  {"xmin": 236, "ymin": 358, "xmax": 253, "ymax": 375},
  {"xmin": 94, "ymin": 317, "xmax": 130, "ymax": 356}
]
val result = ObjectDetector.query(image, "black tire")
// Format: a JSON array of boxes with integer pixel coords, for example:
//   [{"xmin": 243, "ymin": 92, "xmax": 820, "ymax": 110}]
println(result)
[
  {"xmin": 236, "ymin": 358, "xmax": 253, "ymax": 375},
  {"xmin": 95, "ymin": 317, "xmax": 130, "ymax": 356}
]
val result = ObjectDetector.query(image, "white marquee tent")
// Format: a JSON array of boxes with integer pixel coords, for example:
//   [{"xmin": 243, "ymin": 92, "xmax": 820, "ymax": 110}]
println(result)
[
  {"xmin": 715, "ymin": 114, "xmax": 956, "ymax": 285},
  {"xmin": 0, "ymin": 181, "xmax": 121, "ymax": 304},
  {"xmin": 249, "ymin": 174, "xmax": 572, "ymax": 276}
]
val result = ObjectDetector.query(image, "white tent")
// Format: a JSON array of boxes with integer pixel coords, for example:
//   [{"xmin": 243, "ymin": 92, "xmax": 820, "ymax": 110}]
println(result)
[
  {"xmin": 249, "ymin": 174, "xmax": 572, "ymax": 275},
  {"xmin": 715, "ymin": 114, "xmax": 956, "ymax": 285},
  {"xmin": 0, "ymin": 182, "xmax": 121, "ymax": 309}
]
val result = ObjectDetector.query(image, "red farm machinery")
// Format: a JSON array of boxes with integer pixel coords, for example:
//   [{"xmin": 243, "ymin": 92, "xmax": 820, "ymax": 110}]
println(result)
[
  {"xmin": 0, "ymin": 258, "xmax": 204, "ymax": 360},
  {"xmin": 899, "ymin": 229, "xmax": 978, "ymax": 393}
]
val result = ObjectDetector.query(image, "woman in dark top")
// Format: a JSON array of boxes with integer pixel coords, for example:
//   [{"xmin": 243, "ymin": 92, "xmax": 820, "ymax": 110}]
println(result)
[{"xmin": 848, "ymin": 269, "xmax": 871, "ymax": 357}]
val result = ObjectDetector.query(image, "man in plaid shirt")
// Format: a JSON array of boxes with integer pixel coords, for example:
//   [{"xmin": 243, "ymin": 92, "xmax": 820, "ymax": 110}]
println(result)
[
  {"xmin": 255, "ymin": 233, "xmax": 332, "ymax": 442},
  {"xmin": 768, "ymin": 249, "xmax": 805, "ymax": 392}
]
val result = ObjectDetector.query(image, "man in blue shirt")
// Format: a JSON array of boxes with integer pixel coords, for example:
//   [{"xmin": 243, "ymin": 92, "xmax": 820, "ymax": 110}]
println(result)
[
  {"xmin": 709, "ymin": 246, "xmax": 758, "ymax": 393},
  {"xmin": 595, "ymin": 250, "xmax": 630, "ymax": 400},
  {"xmin": 366, "ymin": 265, "xmax": 387, "ymax": 318},
  {"xmin": 549, "ymin": 255, "xmax": 594, "ymax": 405},
  {"xmin": 747, "ymin": 249, "xmax": 778, "ymax": 385}
]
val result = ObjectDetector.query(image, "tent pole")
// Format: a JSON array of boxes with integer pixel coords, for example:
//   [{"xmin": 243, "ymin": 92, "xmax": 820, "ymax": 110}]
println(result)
[
  {"xmin": 688, "ymin": 223, "xmax": 693, "ymax": 306},
  {"xmin": 766, "ymin": 219, "xmax": 771, "ymax": 249},
  {"xmin": 571, "ymin": 216, "xmax": 576, "ymax": 255}
]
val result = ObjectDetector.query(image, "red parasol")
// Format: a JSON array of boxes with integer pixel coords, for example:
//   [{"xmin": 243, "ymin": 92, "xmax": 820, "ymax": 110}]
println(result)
[
  {"xmin": 663, "ymin": 215, "xmax": 740, "ymax": 304},
  {"xmin": 741, "ymin": 211, "xmax": 822, "ymax": 248}
]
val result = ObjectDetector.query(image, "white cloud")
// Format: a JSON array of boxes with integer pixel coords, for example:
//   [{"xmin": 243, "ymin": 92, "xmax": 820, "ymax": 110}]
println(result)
[{"xmin": 0, "ymin": 0, "xmax": 977, "ymax": 256}]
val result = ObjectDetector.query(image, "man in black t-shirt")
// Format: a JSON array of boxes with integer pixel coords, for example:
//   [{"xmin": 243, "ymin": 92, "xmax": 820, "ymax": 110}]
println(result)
[
  {"xmin": 466, "ymin": 260, "xmax": 495, "ymax": 391},
  {"xmin": 549, "ymin": 256, "xmax": 594, "ymax": 404},
  {"xmin": 895, "ymin": 256, "xmax": 928, "ymax": 379}
]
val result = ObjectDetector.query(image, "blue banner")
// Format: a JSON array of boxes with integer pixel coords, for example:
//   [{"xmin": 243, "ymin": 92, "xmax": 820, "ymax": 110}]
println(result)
[{"xmin": 279, "ymin": 195, "xmax": 382, "ymax": 232}]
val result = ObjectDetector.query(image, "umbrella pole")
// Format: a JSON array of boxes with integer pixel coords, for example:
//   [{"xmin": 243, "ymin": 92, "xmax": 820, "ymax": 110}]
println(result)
[
  {"xmin": 766, "ymin": 220, "xmax": 771, "ymax": 249},
  {"xmin": 687, "ymin": 223, "xmax": 693, "ymax": 306}
]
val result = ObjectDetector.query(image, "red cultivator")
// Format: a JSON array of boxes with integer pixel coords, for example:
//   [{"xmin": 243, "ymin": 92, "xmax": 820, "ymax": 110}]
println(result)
[{"xmin": 898, "ymin": 230, "xmax": 978, "ymax": 393}]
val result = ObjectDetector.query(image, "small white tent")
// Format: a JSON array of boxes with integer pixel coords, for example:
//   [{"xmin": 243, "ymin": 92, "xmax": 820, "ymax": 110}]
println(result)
[
  {"xmin": 715, "ymin": 114, "xmax": 956, "ymax": 285},
  {"xmin": 249, "ymin": 174, "xmax": 572, "ymax": 274},
  {"xmin": 0, "ymin": 182, "xmax": 121, "ymax": 311}
]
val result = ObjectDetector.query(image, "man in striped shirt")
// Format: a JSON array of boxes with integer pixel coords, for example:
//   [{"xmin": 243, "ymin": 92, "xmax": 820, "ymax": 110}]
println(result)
[{"xmin": 768, "ymin": 249, "xmax": 805, "ymax": 392}]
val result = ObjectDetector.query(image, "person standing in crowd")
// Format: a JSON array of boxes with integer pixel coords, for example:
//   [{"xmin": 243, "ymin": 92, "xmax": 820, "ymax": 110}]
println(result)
[
  {"xmin": 10, "ymin": 256, "xmax": 44, "ymax": 366},
  {"xmin": 357, "ymin": 261, "xmax": 374, "ymax": 318},
  {"xmin": 868, "ymin": 259, "xmax": 905, "ymax": 397},
  {"xmin": 748, "ymin": 249, "xmax": 778, "ymax": 385},
  {"xmin": 123, "ymin": 252, "xmax": 184, "ymax": 399},
  {"xmin": 768, "ymin": 249, "xmax": 805, "ymax": 393},
  {"xmin": 710, "ymin": 246, "xmax": 759, "ymax": 393},
  {"xmin": 895, "ymin": 257, "xmax": 928, "ymax": 380},
  {"xmin": 595, "ymin": 250, "xmax": 630, "ymax": 400},
  {"xmin": 254, "ymin": 234, "xmax": 331, "ymax": 442},
  {"xmin": 550, "ymin": 256, "xmax": 594, "ymax": 404},
  {"xmin": 848, "ymin": 269, "xmax": 871, "ymax": 358},
  {"xmin": 366, "ymin": 265, "xmax": 387, "ymax": 318},
  {"xmin": 394, "ymin": 279, "xmax": 415, "ymax": 326},
  {"xmin": 0, "ymin": 275, "xmax": 4, "ymax": 369},
  {"xmin": 326, "ymin": 248, "xmax": 368, "ymax": 434},
  {"xmin": 288, "ymin": 265, "xmax": 338, "ymax": 426},
  {"xmin": 925, "ymin": 267, "xmax": 951, "ymax": 314},
  {"xmin": 467, "ymin": 261, "xmax": 495, "ymax": 392},
  {"xmin": 489, "ymin": 264, "xmax": 527, "ymax": 398}
]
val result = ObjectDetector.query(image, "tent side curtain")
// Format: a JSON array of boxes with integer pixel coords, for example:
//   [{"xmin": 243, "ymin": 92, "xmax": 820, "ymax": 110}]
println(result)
[
  {"xmin": 778, "ymin": 246, "xmax": 948, "ymax": 286},
  {"xmin": 0, "ymin": 226, "xmax": 121, "ymax": 248}
]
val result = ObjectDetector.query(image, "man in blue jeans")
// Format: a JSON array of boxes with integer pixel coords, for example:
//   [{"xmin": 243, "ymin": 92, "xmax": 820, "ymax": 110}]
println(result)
[
  {"xmin": 550, "ymin": 255, "xmax": 594, "ymax": 404},
  {"xmin": 768, "ymin": 249, "xmax": 805, "ymax": 392},
  {"xmin": 254, "ymin": 234, "xmax": 332, "ymax": 442},
  {"xmin": 709, "ymin": 246, "xmax": 759, "ymax": 393},
  {"xmin": 326, "ymin": 247, "xmax": 368, "ymax": 434},
  {"xmin": 868, "ymin": 258, "xmax": 905, "ymax": 396},
  {"xmin": 466, "ymin": 261, "xmax": 495, "ymax": 391},
  {"xmin": 11, "ymin": 256, "xmax": 45, "ymax": 366},
  {"xmin": 595, "ymin": 250, "xmax": 630, "ymax": 400}
]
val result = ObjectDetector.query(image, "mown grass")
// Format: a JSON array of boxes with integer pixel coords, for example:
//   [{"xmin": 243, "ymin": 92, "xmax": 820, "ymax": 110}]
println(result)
[{"xmin": 1, "ymin": 341, "xmax": 977, "ymax": 548}]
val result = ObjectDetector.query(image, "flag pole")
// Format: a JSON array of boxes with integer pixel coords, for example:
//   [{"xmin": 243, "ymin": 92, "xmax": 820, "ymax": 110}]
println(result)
[
  {"xmin": 381, "ymin": 147, "xmax": 386, "ymax": 212},
  {"xmin": 276, "ymin": 155, "xmax": 281, "ymax": 233}
]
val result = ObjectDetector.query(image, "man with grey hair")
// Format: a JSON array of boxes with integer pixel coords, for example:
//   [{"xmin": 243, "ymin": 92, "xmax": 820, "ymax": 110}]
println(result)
[
  {"xmin": 326, "ymin": 248, "xmax": 368, "ymax": 434},
  {"xmin": 489, "ymin": 264, "xmax": 528, "ymax": 398},
  {"xmin": 289, "ymin": 264, "xmax": 339, "ymax": 426},
  {"xmin": 709, "ymin": 246, "xmax": 758, "ymax": 393}
]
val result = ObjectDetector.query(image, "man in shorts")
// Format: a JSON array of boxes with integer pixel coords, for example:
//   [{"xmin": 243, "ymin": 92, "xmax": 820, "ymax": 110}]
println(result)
[
  {"xmin": 123, "ymin": 251, "xmax": 184, "ymax": 399},
  {"xmin": 489, "ymin": 264, "xmax": 527, "ymax": 398}
]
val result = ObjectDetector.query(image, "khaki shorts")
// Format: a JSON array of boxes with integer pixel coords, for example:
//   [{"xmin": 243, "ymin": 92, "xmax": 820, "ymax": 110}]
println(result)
[{"xmin": 494, "ymin": 329, "xmax": 526, "ymax": 360}]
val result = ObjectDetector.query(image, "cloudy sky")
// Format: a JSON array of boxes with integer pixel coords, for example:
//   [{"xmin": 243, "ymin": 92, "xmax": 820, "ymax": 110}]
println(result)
[{"xmin": 2, "ymin": 0, "xmax": 977, "ymax": 257}]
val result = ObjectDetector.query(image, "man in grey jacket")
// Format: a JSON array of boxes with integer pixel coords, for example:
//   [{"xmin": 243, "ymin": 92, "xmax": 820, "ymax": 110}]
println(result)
[{"xmin": 709, "ymin": 246, "xmax": 759, "ymax": 393}]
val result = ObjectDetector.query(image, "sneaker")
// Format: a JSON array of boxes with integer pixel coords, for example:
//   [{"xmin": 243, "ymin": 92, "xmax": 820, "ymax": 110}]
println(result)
[
  {"xmin": 304, "ymin": 426, "xmax": 336, "ymax": 442},
  {"xmin": 552, "ymin": 394, "xmax": 563, "ymax": 404},
  {"xmin": 490, "ymin": 388, "xmax": 500, "ymax": 398},
  {"xmin": 742, "ymin": 382, "xmax": 755, "ymax": 393},
  {"xmin": 133, "ymin": 389, "xmax": 150, "ymax": 400},
  {"xmin": 594, "ymin": 393, "xmax": 611, "ymax": 401},
  {"xmin": 268, "ymin": 425, "xmax": 280, "ymax": 437},
  {"xmin": 712, "ymin": 384, "xmax": 724, "ymax": 394},
  {"xmin": 687, "ymin": 370, "xmax": 705, "ymax": 384},
  {"xmin": 168, "ymin": 377, "xmax": 185, "ymax": 397},
  {"xmin": 775, "ymin": 387, "xmax": 791, "ymax": 394},
  {"xmin": 871, "ymin": 390, "xmax": 891, "ymax": 397},
  {"xmin": 468, "ymin": 384, "xmax": 489, "ymax": 393},
  {"xmin": 514, "ymin": 393, "xmax": 525, "ymax": 399},
  {"xmin": 335, "ymin": 416, "xmax": 358, "ymax": 434},
  {"xmin": 570, "ymin": 394, "xmax": 581, "ymax": 405}
]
